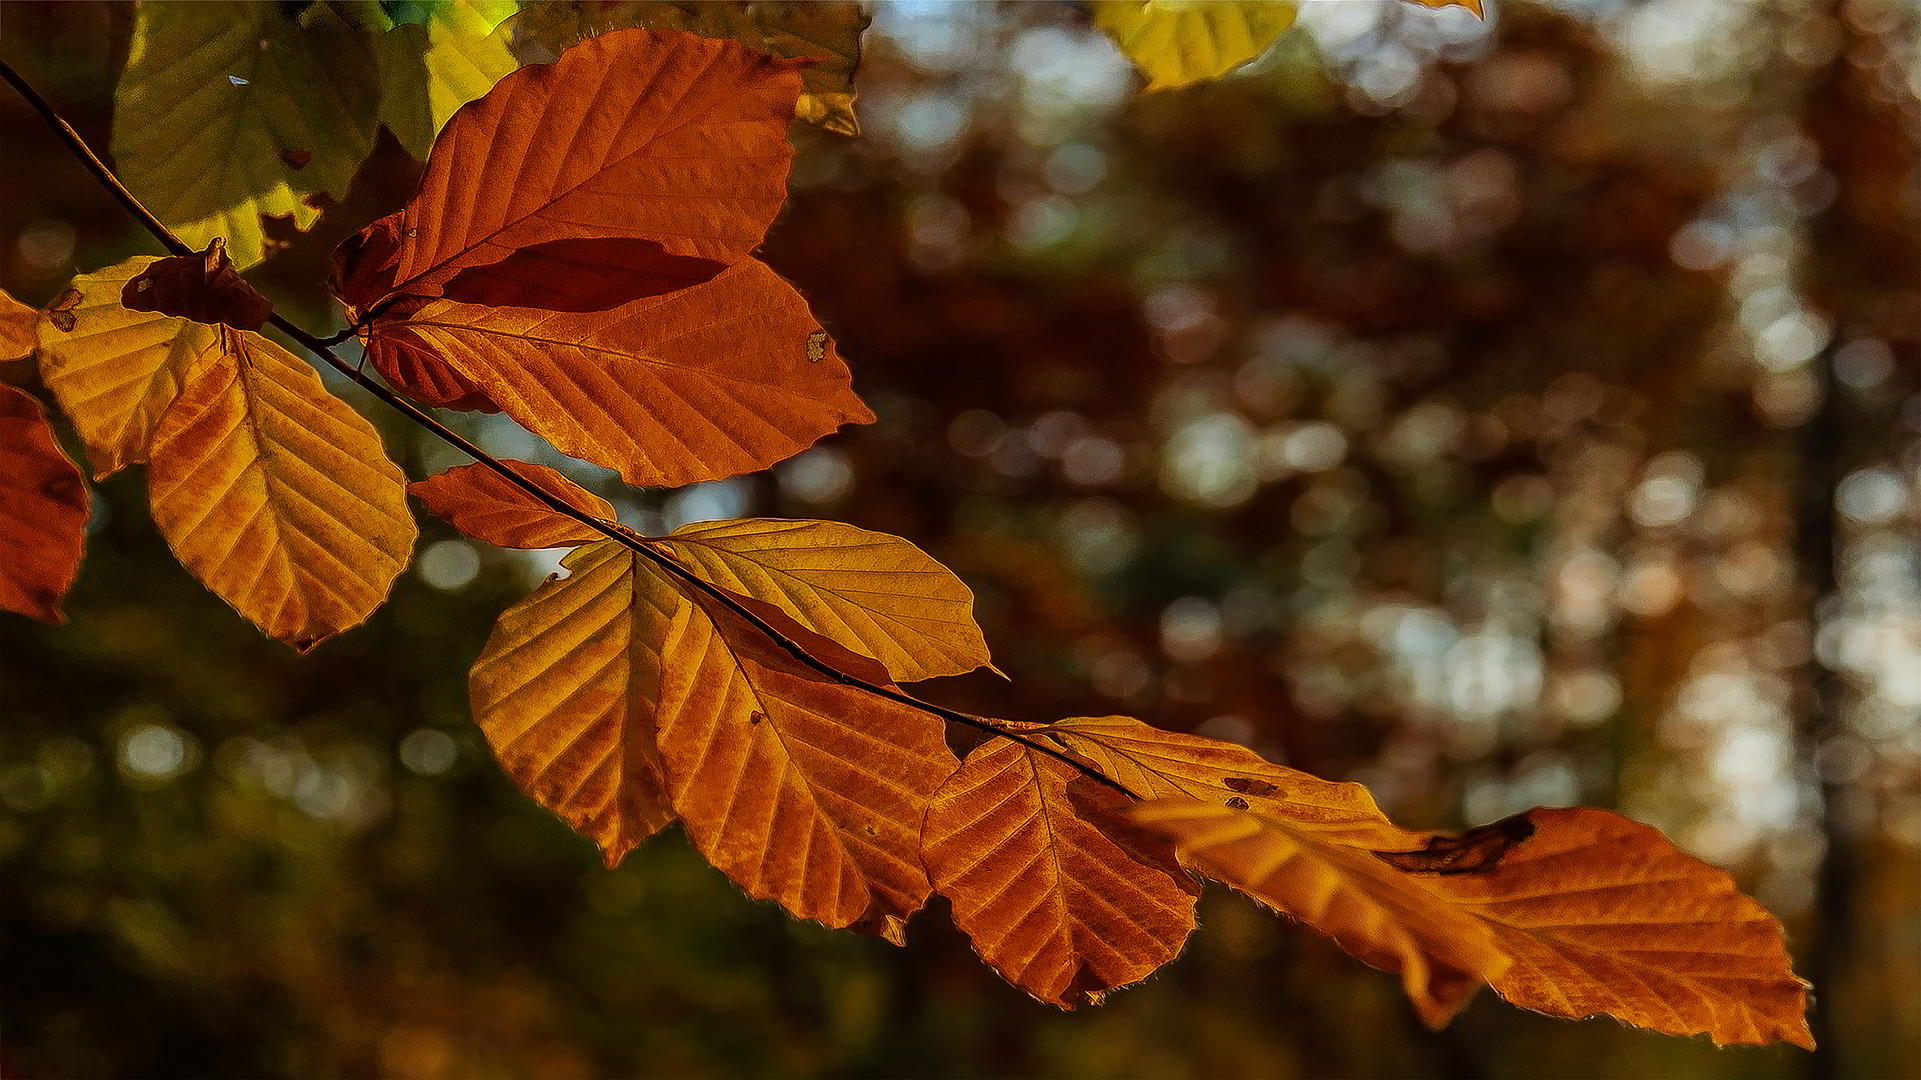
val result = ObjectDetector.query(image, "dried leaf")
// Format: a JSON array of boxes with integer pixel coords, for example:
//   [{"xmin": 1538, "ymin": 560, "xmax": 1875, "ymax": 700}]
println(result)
[
  {"xmin": 507, "ymin": 1, "xmax": 870, "ymax": 135},
  {"xmin": 114, "ymin": 1, "xmax": 383, "ymax": 267},
  {"xmin": 1411, "ymin": 807, "xmax": 1814, "ymax": 1048},
  {"xmin": 332, "ymin": 27, "xmax": 803, "ymax": 311},
  {"xmin": 653, "ymin": 589, "xmax": 956, "ymax": 942},
  {"xmin": 377, "ymin": 0, "xmax": 521, "ymax": 161},
  {"xmin": 369, "ymin": 260, "xmax": 873, "ymax": 487},
  {"xmin": 0, "ymin": 289, "xmax": 35, "ymax": 360},
  {"xmin": 36, "ymin": 258, "xmax": 220, "ymax": 479},
  {"xmin": 660, "ymin": 517, "xmax": 993, "ymax": 682},
  {"xmin": 922, "ymin": 733, "xmax": 1198, "ymax": 1007},
  {"xmin": 148, "ymin": 327, "xmax": 415, "ymax": 649},
  {"xmin": 1093, "ymin": 1, "xmax": 1299, "ymax": 91},
  {"xmin": 121, "ymin": 239, "xmax": 275, "ymax": 331},
  {"xmin": 411, "ymin": 460, "xmax": 613, "ymax": 549},
  {"xmin": 470, "ymin": 539, "xmax": 684, "ymax": 865},
  {"xmin": 0, "ymin": 384, "xmax": 88, "ymax": 621}
]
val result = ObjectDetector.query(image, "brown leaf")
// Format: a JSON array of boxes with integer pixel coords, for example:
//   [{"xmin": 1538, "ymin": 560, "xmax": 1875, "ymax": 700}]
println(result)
[
  {"xmin": 148, "ymin": 327, "xmax": 415, "ymax": 649},
  {"xmin": 1413, "ymin": 807, "xmax": 1814, "ymax": 1048},
  {"xmin": 411, "ymin": 460, "xmax": 612, "ymax": 549},
  {"xmin": 439, "ymin": 238, "xmax": 726, "ymax": 312},
  {"xmin": 470, "ymin": 539, "xmax": 685, "ymax": 865},
  {"xmin": 121, "ymin": 239, "xmax": 276, "ymax": 331},
  {"xmin": 369, "ymin": 259, "xmax": 873, "ymax": 487},
  {"xmin": 0, "ymin": 384, "xmax": 88, "ymax": 621},
  {"xmin": 922, "ymin": 733, "xmax": 1198, "ymax": 1007},
  {"xmin": 331, "ymin": 27, "xmax": 802, "ymax": 312},
  {"xmin": 652, "ymin": 588, "xmax": 956, "ymax": 942},
  {"xmin": 0, "ymin": 289, "xmax": 36, "ymax": 361}
]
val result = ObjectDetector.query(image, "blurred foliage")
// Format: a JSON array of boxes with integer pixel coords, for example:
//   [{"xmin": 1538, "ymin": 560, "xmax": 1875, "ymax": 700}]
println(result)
[{"xmin": 3, "ymin": 0, "xmax": 1919, "ymax": 1077}]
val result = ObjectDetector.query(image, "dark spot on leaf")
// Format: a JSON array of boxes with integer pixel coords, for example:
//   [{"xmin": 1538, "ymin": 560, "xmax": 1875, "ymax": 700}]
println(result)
[
  {"xmin": 1224, "ymin": 796, "xmax": 1249, "ymax": 811},
  {"xmin": 1374, "ymin": 813, "xmax": 1537, "ymax": 875},
  {"xmin": 749, "ymin": 710, "xmax": 766, "ymax": 725},
  {"xmin": 1223, "ymin": 777, "xmax": 1279, "ymax": 797},
  {"xmin": 48, "ymin": 289, "xmax": 81, "ymax": 332},
  {"xmin": 280, "ymin": 148, "xmax": 313, "ymax": 170}
]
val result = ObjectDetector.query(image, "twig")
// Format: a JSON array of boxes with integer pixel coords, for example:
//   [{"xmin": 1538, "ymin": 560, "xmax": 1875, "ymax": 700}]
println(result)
[{"xmin": 1, "ymin": 60, "xmax": 1137, "ymax": 799}]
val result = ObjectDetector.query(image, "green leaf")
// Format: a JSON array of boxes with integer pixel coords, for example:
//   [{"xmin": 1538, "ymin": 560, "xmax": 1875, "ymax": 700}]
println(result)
[
  {"xmin": 377, "ymin": 0, "xmax": 521, "ymax": 160},
  {"xmin": 1093, "ymin": 0, "xmax": 1299, "ymax": 91},
  {"xmin": 113, "ymin": 1, "xmax": 384, "ymax": 268}
]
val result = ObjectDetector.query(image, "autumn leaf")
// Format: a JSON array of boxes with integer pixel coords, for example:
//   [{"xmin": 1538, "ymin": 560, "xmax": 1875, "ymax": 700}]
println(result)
[
  {"xmin": 376, "ymin": 0, "xmax": 521, "ymax": 161},
  {"xmin": 1398, "ymin": 807, "xmax": 1814, "ymax": 1048},
  {"xmin": 409, "ymin": 460, "xmax": 613, "ymax": 549},
  {"xmin": 506, "ymin": 1, "xmax": 871, "ymax": 136},
  {"xmin": 1093, "ymin": 1, "xmax": 1299, "ymax": 91},
  {"xmin": 113, "ymin": 1, "xmax": 383, "ymax": 267},
  {"xmin": 657, "ymin": 517, "xmax": 993, "ymax": 682},
  {"xmin": 0, "ymin": 384, "xmax": 89, "ymax": 622},
  {"xmin": 1413, "ymin": 0, "xmax": 1486, "ymax": 14},
  {"xmin": 470, "ymin": 538, "xmax": 685, "ymax": 865},
  {"xmin": 922, "ymin": 732, "xmax": 1198, "ymax": 1007},
  {"xmin": 331, "ymin": 27, "xmax": 803, "ymax": 312},
  {"xmin": 368, "ymin": 259, "xmax": 873, "ymax": 487},
  {"xmin": 147, "ymin": 327, "xmax": 415, "ymax": 649},
  {"xmin": 0, "ymin": 289, "xmax": 35, "ymax": 360},
  {"xmin": 35, "ymin": 258, "xmax": 220, "ymax": 479},
  {"xmin": 121, "ymin": 240, "xmax": 275, "ymax": 332}
]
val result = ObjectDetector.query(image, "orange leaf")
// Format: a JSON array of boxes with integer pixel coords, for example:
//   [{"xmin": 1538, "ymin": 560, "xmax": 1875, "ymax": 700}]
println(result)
[
  {"xmin": 0, "ymin": 384, "xmax": 88, "ymax": 621},
  {"xmin": 148, "ymin": 327, "xmax": 415, "ymax": 649},
  {"xmin": 331, "ymin": 27, "xmax": 802, "ymax": 312},
  {"xmin": 411, "ymin": 460, "xmax": 613, "ymax": 548},
  {"xmin": 470, "ymin": 539, "xmax": 685, "ymax": 865},
  {"xmin": 1135, "ymin": 796, "xmax": 1507, "ymax": 1027},
  {"xmin": 653, "ymin": 589, "xmax": 956, "ymax": 942},
  {"xmin": 120, "ymin": 239, "xmax": 274, "ymax": 331},
  {"xmin": 1405, "ymin": 807, "xmax": 1814, "ymax": 1048},
  {"xmin": 369, "ymin": 259, "xmax": 873, "ymax": 486},
  {"xmin": 922, "ymin": 732, "xmax": 1197, "ymax": 1007},
  {"xmin": 1412, "ymin": 0, "xmax": 1485, "ymax": 14}
]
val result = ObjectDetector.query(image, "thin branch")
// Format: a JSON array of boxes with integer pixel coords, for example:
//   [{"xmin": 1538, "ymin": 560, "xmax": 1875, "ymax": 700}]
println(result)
[{"xmin": 2, "ymin": 60, "xmax": 1137, "ymax": 800}]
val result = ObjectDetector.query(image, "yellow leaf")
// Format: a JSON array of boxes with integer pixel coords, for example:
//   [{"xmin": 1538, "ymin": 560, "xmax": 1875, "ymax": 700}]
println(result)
[
  {"xmin": 147, "ymin": 327, "xmax": 415, "ymax": 649},
  {"xmin": 1093, "ymin": 0, "xmax": 1299, "ymax": 91},
  {"xmin": 113, "ymin": 2, "xmax": 383, "ymax": 267},
  {"xmin": 506, "ymin": 0, "xmax": 871, "ymax": 135},
  {"xmin": 469, "ymin": 539, "xmax": 684, "ymax": 865},
  {"xmin": 661, "ymin": 517, "xmax": 993, "ymax": 682},
  {"xmin": 0, "ymin": 288, "xmax": 35, "ymax": 360},
  {"xmin": 410, "ymin": 459, "xmax": 613, "ymax": 549},
  {"xmin": 922, "ymin": 732, "xmax": 1198, "ymax": 1007},
  {"xmin": 377, "ymin": 0, "xmax": 520, "ymax": 160},
  {"xmin": 0, "ymin": 384, "xmax": 88, "ymax": 621},
  {"xmin": 36, "ymin": 258, "xmax": 219, "ymax": 479},
  {"xmin": 371, "ymin": 260, "xmax": 873, "ymax": 487},
  {"xmin": 653, "ymin": 590, "xmax": 956, "ymax": 942},
  {"xmin": 1406, "ymin": 807, "xmax": 1814, "ymax": 1048}
]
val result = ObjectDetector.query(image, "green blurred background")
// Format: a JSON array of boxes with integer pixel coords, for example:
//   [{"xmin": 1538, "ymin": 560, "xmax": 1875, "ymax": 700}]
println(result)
[{"xmin": 2, "ymin": 1, "xmax": 1918, "ymax": 1076}]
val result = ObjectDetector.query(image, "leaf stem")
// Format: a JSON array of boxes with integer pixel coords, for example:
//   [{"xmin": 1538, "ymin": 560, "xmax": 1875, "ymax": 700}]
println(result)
[{"xmin": 2, "ymin": 61, "xmax": 1136, "ymax": 799}]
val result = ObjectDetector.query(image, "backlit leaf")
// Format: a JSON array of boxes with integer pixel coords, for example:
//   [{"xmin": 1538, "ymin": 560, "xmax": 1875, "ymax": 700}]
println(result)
[
  {"xmin": 377, "ymin": 0, "xmax": 520, "ymax": 160},
  {"xmin": 331, "ymin": 27, "xmax": 802, "ymax": 311},
  {"xmin": 114, "ymin": 1, "xmax": 383, "ymax": 267},
  {"xmin": 0, "ymin": 385, "xmax": 88, "ymax": 622},
  {"xmin": 470, "ymin": 539, "xmax": 684, "ymax": 865},
  {"xmin": 369, "ymin": 260, "xmax": 873, "ymax": 487},
  {"xmin": 121, "ymin": 240, "xmax": 274, "ymax": 331},
  {"xmin": 36, "ymin": 258, "xmax": 219, "ymax": 479},
  {"xmin": 148, "ymin": 328, "xmax": 415, "ymax": 649},
  {"xmin": 1093, "ymin": 1, "xmax": 1298, "ymax": 91},
  {"xmin": 1412, "ymin": 0, "xmax": 1485, "ymax": 14},
  {"xmin": 922, "ymin": 733, "xmax": 1198, "ymax": 1007},
  {"xmin": 506, "ymin": 1, "xmax": 871, "ymax": 135},
  {"xmin": 411, "ymin": 459, "xmax": 613, "ymax": 549},
  {"xmin": 653, "ymin": 590, "xmax": 956, "ymax": 942},
  {"xmin": 659, "ymin": 517, "xmax": 993, "ymax": 682},
  {"xmin": 0, "ymin": 289, "xmax": 35, "ymax": 359},
  {"xmin": 1405, "ymin": 807, "xmax": 1814, "ymax": 1048}
]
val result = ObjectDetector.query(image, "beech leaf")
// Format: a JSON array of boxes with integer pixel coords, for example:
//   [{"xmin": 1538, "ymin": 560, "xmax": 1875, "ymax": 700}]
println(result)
[
  {"xmin": 148, "ymin": 327, "xmax": 415, "ymax": 649},
  {"xmin": 36, "ymin": 258, "xmax": 220, "ymax": 479},
  {"xmin": 1093, "ymin": 1, "xmax": 1299, "ymax": 91},
  {"xmin": 409, "ymin": 459, "xmax": 613, "ymax": 549},
  {"xmin": 506, "ymin": 1, "xmax": 871, "ymax": 136},
  {"xmin": 0, "ymin": 385, "xmax": 89, "ymax": 622},
  {"xmin": 922, "ymin": 732, "xmax": 1198, "ymax": 1008},
  {"xmin": 121, "ymin": 240, "xmax": 274, "ymax": 332},
  {"xmin": 658, "ymin": 517, "xmax": 993, "ymax": 682},
  {"xmin": 0, "ymin": 289, "xmax": 35, "ymax": 360},
  {"xmin": 114, "ymin": 1, "xmax": 382, "ymax": 267},
  {"xmin": 376, "ymin": 0, "xmax": 521, "ymax": 161}
]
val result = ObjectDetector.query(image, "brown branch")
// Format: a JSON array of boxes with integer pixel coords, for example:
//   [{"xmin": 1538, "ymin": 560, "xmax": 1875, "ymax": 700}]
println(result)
[{"xmin": 1, "ymin": 59, "xmax": 1136, "ymax": 799}]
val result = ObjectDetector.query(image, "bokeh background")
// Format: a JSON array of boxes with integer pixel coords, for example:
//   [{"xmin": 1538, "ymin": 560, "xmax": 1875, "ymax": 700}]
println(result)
[{"xmin": 3, "ymin": 1, "xmax": 1918, "ymax": 1076}]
